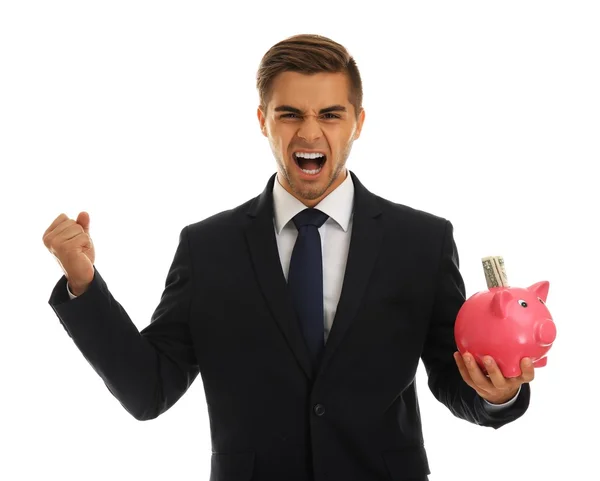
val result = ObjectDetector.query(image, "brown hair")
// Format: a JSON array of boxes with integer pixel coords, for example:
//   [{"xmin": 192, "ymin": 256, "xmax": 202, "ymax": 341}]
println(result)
[{"xmin": 256, "ymin": 34, "xmax": 363, "ymax": 120}]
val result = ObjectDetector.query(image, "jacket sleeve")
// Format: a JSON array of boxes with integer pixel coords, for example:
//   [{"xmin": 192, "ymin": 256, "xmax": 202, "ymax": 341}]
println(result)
[
  {"xmin": 48, "ymin": 225, "xmax": 200, "ymax": 421},
  {"xmin": 420, "ymin": 220, "xmax": 531, "ymax": 429}
]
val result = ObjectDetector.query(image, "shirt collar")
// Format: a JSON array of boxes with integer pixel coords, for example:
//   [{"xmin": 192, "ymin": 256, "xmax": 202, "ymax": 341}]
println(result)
[{"xmin": 272, "ymin": 170, "xmax": 354, "ymax": 234}]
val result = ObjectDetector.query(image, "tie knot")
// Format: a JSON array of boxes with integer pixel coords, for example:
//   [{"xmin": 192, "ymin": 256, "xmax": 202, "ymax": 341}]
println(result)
[{"xmin": 292, "ymin": 208, "xmax": 329, "ymax": 230}]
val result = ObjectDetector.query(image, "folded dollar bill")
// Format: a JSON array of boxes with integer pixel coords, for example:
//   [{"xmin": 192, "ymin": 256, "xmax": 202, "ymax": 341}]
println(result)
[{"xmin": 482, "ymin": 256, "xmax": 509, "ymax": 288}]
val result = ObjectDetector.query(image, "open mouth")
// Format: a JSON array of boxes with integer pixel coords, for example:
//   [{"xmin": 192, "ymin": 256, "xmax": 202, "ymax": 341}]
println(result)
[{"xmin": 293, "ymin": 152, "xmax": 327, "ymax": 175}]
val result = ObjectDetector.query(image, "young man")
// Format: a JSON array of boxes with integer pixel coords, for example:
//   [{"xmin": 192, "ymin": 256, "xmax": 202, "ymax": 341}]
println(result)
[{"xmin": 44, "ymin": 34, "xmax": 533, "ymax": 481}]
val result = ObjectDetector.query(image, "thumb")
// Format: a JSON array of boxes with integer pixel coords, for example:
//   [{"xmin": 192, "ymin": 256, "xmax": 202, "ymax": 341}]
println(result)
[{"xmin": 77, "ymin": 211, "xmax": 91, "ymax": 234}]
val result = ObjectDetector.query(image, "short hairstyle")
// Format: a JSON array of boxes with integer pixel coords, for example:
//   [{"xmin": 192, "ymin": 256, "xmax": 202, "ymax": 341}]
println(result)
[{"xmin": 256, "ymin": 34, "xmax": 363, "ymax": 120}]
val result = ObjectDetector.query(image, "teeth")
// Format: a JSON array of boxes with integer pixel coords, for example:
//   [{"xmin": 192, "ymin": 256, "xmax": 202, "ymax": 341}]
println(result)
[
  {"xmin": 301, "ymin": 166, "xmax": 322, "ymax": 175},
  {"xmin": 295, "ymin": 152, "xmax": 325, "ymax": 159}
]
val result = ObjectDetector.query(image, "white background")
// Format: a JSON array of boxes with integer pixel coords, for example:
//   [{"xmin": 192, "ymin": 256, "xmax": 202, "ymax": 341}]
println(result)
[{"xmin": 1, "ymin": 1, "xmax": 598, "ymax": 480}]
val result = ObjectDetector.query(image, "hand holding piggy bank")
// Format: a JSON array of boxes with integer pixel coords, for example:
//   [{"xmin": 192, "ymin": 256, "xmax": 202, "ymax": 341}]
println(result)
[{"xmin": 455, "ymin": 279, "xmax": 557, "ymax": 378}]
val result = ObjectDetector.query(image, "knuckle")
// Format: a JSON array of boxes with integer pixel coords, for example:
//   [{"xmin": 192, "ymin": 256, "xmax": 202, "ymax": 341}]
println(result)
[{"xmin": 44, "ymin": 233, "xmax": 56, "ymax": 248}]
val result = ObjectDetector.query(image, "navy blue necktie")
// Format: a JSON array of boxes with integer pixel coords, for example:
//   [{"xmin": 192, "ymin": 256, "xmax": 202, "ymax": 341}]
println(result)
[{"xmin": 288, "ymin": 208, "xmax": 330, "ymax": 372}]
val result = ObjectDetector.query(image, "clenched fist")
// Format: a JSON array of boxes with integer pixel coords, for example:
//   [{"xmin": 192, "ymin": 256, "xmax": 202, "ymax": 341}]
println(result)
[{"xmin": 43, "ymin": 212, "xmax": 95, "ymax": 296}]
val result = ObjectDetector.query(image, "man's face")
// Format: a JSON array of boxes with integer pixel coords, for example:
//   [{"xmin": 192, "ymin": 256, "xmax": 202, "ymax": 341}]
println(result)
[{"xmin": 257, "ymin": 71, "xmax": 365, "ymax": 207}]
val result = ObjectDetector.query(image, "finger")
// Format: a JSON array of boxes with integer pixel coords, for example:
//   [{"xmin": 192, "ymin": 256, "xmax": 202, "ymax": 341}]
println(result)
[
  {"xmin": 55, "ymin": 222, "xmax": 85, "ymax": 243},
  {"xmin": 518, "ymin": 358, "xmax": 535, "ymax": 383},
  {"xmin": 45, "ymin": 217, "xmax": 77, "ymax": 242},
  {"xmin": 482, "ymin": 356, "xmax": 510, "ymax": 390},
  {"xmin": 453, "ymin": 352, "xmax": 477, "ymax": 391},
  {"xmin": 77, "ymin": 211, "xmax": 90, "ymax": 234},
  {"xmin": 45, "ymin": 223, "xmax": 84, "ymax": 252},
  {"xmin": 43, "ymin": 213, "xmax": 69, "ymax": 241},
  {"xmin": 462, "ymin": 353, "xmax": 494, "ymax": 394},
  {"xmin": 63, "ymin": 231, "xmax": 91, "ymax": 251}
]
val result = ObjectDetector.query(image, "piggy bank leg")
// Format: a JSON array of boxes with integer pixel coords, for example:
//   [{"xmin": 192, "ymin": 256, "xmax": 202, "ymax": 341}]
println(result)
[
  {"xmin": 533, "ymin": 357, "xmax": 547, "ymax": 368},
  {"xmin": 500, "ymin": 357, "xmax": 523, "ymax": 378},
  {"xmin": 502, "ymin": 361, "xmax": 522, "ymax": 378}
]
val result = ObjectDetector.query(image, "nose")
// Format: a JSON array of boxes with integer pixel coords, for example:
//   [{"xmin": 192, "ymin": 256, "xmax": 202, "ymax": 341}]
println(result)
[
  {"xmin": 297, "ymin": 116, "xmax": 323, "ymax": 143},
  {"xmin": 535, "ymin": 319, "xmax": 557, "ymax": 346}
]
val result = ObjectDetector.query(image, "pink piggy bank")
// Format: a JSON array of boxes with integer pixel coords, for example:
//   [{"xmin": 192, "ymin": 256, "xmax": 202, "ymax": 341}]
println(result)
[{"xmin": 454, "ymin": 281, "xmax": 557, "ymax": 378}]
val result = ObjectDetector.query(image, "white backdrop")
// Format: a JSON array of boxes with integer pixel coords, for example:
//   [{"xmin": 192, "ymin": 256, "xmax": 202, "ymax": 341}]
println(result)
[{"xmin": 1, "ymin": 1, "xmax": 598, "ymax": 480}]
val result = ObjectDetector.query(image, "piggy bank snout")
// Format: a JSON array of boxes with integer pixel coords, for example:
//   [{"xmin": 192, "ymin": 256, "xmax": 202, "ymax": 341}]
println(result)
[{"xmin": 535, "ymin": 319, "xmax": 557, "ymax": 346}]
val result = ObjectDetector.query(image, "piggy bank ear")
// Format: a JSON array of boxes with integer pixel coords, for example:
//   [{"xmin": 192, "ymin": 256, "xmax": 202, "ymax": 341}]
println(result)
[
  {"xmin": 491, "ymin": 289, "xmax": 513, "ymax": 319},
  {"xmin": 528, "ymin": 281, "xmax": 550, "ymax": 303}
]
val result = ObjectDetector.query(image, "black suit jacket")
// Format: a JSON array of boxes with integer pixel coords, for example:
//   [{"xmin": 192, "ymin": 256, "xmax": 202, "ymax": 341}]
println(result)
[{"xmin": 49, "ymin": 171, "xmax": 530, "ymax": 481}]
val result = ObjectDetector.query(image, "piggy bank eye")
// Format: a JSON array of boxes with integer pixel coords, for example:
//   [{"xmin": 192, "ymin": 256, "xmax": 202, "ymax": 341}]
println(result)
[
  {"xmin": 518, "ymin": 299, "xmax": 528, "ymax": 308},
  {"xmin": 538, "ymin": 297, "xmax": 545, "ymax": 305}
]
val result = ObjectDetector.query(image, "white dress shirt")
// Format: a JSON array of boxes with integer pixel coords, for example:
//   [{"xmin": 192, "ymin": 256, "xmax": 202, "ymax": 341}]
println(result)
[
  {"xmin": 66, "ymin": 170, "xmax": 519, "ymax": 410},
  {"xmin": 272, "ymin": 171, "xmax": 354, "ymax": 345}
]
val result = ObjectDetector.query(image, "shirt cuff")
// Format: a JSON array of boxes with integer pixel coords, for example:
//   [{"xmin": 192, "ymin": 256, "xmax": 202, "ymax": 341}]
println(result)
[
  {"xmin": 66, "ymin": 283, "xmax": 78, "ymax": 300},
  {"xmin": 482, "ymin": 385, "xmax": 522, "ymax": 412}
]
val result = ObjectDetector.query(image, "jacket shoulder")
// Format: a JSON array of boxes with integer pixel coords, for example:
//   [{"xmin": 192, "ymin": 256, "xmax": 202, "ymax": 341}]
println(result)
[
  {"xmin": 185, "ymin": 196, "xmax": 256, "ymax": 238},
  {"xmin": 375, "ymin": 194, "xmax": 450, "ymax": 231}
]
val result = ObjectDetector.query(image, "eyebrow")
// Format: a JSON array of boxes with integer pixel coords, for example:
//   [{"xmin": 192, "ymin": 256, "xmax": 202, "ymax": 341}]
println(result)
[{"xmin": 273, "ymin": 104, "xmax": 347, "ymax": 115}]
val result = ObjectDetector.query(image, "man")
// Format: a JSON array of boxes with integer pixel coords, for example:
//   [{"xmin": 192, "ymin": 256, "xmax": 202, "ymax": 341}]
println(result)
[{"xmin": 43, "ymin": 34, "xmax": 533, "ymax": 481}]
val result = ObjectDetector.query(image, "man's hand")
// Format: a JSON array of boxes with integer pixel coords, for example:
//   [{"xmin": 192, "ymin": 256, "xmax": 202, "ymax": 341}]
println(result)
[
  {"xmin": 454, "ymin": 351, "xmax": 535, "ymax": 405},
  {"xmin": 43, "ymin": 212, "xmax": 95, "ymax": 295}
]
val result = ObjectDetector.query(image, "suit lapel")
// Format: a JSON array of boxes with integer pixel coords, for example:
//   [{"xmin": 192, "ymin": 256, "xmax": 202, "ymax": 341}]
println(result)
[
  {"xmin": 316, "ymin": 171, "xmax": 384, "ymax": 377},
  {"xmin": 244, "ymin": 171, "xmax": 384, "ymax": 382},
  {"xmin": 245, "ymin": 174, "xmax": 315, "ymax": 381}
]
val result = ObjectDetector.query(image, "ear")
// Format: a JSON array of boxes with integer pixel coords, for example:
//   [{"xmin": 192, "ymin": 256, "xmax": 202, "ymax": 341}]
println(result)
[
  {"xmin": 257, "ymin": 107, "xmax": 267, "ymax": 137},
  {"xmin": 353, "ymin": 108, "xmax": 366, "ymax": 140},
  {"xmin": 527, "ymin": 281, "xmax": 550, "ymax": 302},
  {"xmin": 491, "ymin": 289, "xmax": 513, "ymax": 319}
]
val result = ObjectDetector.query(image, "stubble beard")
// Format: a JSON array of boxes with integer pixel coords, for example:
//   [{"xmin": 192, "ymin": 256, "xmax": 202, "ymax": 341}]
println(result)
[{"xmin": 275, "ymin": 142, "xmax": 353, "ymax": 202}]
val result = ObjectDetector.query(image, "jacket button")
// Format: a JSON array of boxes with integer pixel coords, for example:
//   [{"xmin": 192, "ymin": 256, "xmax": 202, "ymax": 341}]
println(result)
[{"xmin": 314, "ymin": 404, "xmax": 325, "ymax": 416}]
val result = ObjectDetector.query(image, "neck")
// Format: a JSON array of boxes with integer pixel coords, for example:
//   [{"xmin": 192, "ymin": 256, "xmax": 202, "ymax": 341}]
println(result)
[{"xmin": 279, "ymin": 168, "xmax": 347, "ymax": 208}]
